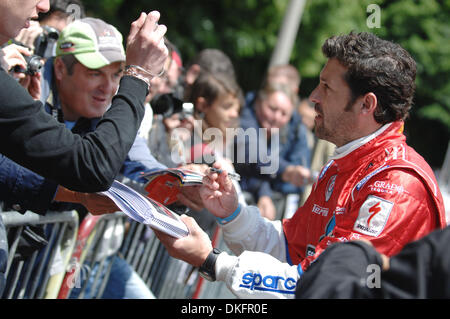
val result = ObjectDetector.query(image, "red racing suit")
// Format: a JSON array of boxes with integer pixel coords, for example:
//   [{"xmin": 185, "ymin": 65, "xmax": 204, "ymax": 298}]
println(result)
[
  {"xmin": 283, "ymin": 121, "xmax": 447, "ymax": 270},
  {"xmin": 214, "ymin": 121, "xmax": 446, "ymax": 299}
]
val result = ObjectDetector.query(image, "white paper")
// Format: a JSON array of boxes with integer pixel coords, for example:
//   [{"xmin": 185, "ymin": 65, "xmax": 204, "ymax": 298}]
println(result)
[{"xmin": 101, "ymin": 180, "xmax": 189, "ymax": 238}]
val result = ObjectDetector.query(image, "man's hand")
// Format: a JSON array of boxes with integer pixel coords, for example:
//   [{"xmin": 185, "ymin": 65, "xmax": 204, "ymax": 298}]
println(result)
[
  {"xmin": 0, "ymin": 43, "xmax": 42, "ymax": 99},
  {"xmin": 282, "ymin": 165, "xmax": 311, "ymax": 187},
  {"xmin": 54, "ymin": 186, "xmax": 119, "ymax": 215},
  {"xmin": 357, "ymin": 239, "xmax": 391, "ymax": 271},
  {"xmin": 177, "ymin": 186, "xmax": 204, "ymax": 212},
  {"xmin": 14, "ymin": 20, "xmax": 43, "ymax": 50},
  {"xmin": 257, "ymin": 196, "xmax": 276, "ymax": 220},
  {"xmin": 199, "ymin": 162, "xmax": 239, "ymax": 219},
  {"xmin": 19, "ymin": 71, "xmax": 41, "ymax": 100},
  {"xmin": 0, "ymin": 44, "xmax": 31, "ymax": 78},
  {"xmin": 175, "ymin": 164, "xmax": 208, "ymax": 211},
  {"xmin": 126, "ymin": 11, "xmax": 168, "ymax": 78},
  {"xmin": 153, "ymin": 215, "xmax": 212, "ymax": 267}
]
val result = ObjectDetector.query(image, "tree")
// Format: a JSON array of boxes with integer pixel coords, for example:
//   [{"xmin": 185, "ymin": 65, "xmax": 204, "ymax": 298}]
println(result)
[{"xmin": 377, "ymin": 0, "xmax": 450, "ymax": 168}]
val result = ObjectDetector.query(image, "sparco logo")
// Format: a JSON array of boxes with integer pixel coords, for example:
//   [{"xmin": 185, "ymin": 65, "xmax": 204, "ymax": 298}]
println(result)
[{"xmin": 240, "ymin": 273, "xmax": 296, "ymax": 295}]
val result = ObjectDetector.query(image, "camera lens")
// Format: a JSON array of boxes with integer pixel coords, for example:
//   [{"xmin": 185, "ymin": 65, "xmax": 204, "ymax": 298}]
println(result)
[
  {"xmin": 43, "ymin": 26, "xmax": 60, "ymax": 41},
  {"xmin": 27, "ymin": 56, "xmax": 43, "ymax": 74},
  {"xmin": 48, "ymin": 31, "xmax": 59, "ymax": 41},
  {"xmin": 15, "ymin": 55, "xmax": 43, "ymax": 76}
]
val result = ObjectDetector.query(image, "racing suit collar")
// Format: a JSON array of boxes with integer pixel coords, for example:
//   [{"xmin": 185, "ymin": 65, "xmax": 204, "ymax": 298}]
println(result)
[{"xmin": 331, "ymin": 122, "xmax": 394, "ymax": 160}]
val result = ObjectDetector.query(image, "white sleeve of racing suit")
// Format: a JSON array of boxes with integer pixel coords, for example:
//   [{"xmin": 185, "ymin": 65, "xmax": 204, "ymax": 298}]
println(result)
[
  {"xmin": 220, "ymin": 205, "xmax": 287, "ymax": 260},
  {"xmin": 215, "ymin": 251, "xmax": 301, "ymax": 299},
  {"xmin": 214, "ymin": 205, "xmax": 301, "ymax": 299}
]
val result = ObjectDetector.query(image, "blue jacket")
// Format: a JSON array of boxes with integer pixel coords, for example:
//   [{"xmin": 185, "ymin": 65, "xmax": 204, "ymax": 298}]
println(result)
[
  {"xmin": 234, "ymin": 92, "xmax": 311, "ymax": 201},
  {"xmin": 0, "ymin": 59, "xmax": 165, "ymax": 214}
]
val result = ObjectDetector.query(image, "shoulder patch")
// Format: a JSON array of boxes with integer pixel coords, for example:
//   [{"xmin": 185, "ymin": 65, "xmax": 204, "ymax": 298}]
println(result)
[{"xmin": 353, "ymin": 195, "xmax": 393, "ymax": 237}]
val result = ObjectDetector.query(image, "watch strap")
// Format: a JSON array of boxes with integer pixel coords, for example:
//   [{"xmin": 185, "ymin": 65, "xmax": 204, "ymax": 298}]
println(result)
[{"xmin": 199, "ymin": 248, "xmax": 221, "ymax": 281}]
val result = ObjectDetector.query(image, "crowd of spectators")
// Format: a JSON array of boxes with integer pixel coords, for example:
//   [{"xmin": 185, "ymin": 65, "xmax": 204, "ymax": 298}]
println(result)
[{"xmin": 0, "ymin": 0, "xmax": 447, "ymax": 300}]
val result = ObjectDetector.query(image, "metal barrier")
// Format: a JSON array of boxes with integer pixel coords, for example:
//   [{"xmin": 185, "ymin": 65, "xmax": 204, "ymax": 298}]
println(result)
[
  {"xmin": 58, "ymin": 211, "xmax": 125, "ymax": 299},
  {"xmin": 119, "ymin": 218, "xmax": 200, "ymax": 299},
  {"xmin": 1, "ymin": 208, "xmax": 236, "ymax": 299},
  {"xmin": 115, "ymin": 214, "xmax": 237, "ymax": 299},
  {"xmin": 1, "ymin": 210, "xmax": 78, "ymax": 299}
]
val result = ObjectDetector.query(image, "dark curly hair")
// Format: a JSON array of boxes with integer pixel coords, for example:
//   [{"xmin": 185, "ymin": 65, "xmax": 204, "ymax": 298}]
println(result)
[{"xmin": 322, "ymin": 32, "xmax": 416, "ymax": 124}]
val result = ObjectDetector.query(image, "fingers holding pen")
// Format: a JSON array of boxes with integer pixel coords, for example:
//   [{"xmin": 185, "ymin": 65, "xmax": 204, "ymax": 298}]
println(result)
[{"xmin": 201, "ymin": 173, "xmax": 222, "ymax": 198}]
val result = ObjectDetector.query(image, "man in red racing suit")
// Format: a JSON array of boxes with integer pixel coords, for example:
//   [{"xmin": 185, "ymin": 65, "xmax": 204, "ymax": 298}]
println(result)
[
  {"xmin": 153, "ymin": 32, "xmax": 447, "ymax": 299},
  {"xmin": 283, "ymin": 120, "xmax": 447, "ymax": 271}
]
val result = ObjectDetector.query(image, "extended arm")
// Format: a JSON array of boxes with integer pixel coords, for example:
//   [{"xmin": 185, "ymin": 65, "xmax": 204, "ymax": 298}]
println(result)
[{"xmin": 0, "ymin": 12, "xmax": 168, "ymax": 192}]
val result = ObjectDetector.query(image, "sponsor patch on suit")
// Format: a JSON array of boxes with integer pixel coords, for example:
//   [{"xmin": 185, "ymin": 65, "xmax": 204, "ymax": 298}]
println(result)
[{"xmin": 353, "ymin": 195, "xmax": 393, "ymax": 237}]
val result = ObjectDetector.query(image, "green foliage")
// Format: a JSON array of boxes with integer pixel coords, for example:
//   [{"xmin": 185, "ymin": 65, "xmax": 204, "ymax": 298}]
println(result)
[
  {"xmin": 294, "ymin": 0, "xmax": 372, "ymax": 78},
  {"xmin": 378, "ymin": 0, "xmax": 450, "ymax": 129}
]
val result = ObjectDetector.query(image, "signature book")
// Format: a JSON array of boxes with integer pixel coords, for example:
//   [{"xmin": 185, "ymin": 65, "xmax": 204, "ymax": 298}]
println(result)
[
  {"xmin": 101, "ymin": 180, "xmax": 189, "ymax": 238},
  {"xmin": 141, "ymin": 168, "xmax": 204, "ymax": 206}
]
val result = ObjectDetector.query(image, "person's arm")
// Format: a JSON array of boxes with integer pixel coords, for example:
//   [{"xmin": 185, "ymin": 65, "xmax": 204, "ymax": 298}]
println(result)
[
  {"xmin": 0, "ymin": 154, "xmax": 57, "ymax": 215},
  {"xmin": 53, "ymin": 186, "xmax": 119, "ymax": 215},
  {"xmin": 125, "ymin": 135, "xmax": 167, "ymax": 176},
  {"xmin": 0, "ymin": 12, "xmax": 168, "ymax": 193},
  {"xmin": 0, "ymin": 72, "xmax": 146, "ymax": 192},
  {"xmin": 0, "ymin": 154, "xmax": 120, "ymax": 215},
  {"xmin": 219, "ymin": 204, "xmax": 286, "ymax": 259},
  {"xmin": 155, "ymin": 213, "xmax": 300, "ymax": 299},
  {"xmin": 295, "ymin": 241, "xmax": 385, "ymax": 299},
  {"xmin": 156, "ymin": 162, "xmax": 300, "ymax": 298},
  {"xmin": 279, "ymin": 116, "xmax": 312, "ymax": 187},
  {"xmin": 296, "ymin": 226, "xmax": 450, "ymax": 299},
  {"xmin": 379, "ymin": 226, "xmax": 450, "ymax": 298}
]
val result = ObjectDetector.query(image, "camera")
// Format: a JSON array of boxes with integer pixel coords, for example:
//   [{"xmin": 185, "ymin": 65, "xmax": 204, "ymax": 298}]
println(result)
[
  {"xmin": 13, "ymin": 55, "xmax": 43, "ymax": 76},
  {"xmin": 151, "ymin": 93, "xmax": 194, "ymax": 120},
  {"xmin": 34, "ymin": 26, "xmax": 60, "ymax": 59},
  {"xmin": 11, "ymin": 25, "xmax": 59, "ymax": 76}
]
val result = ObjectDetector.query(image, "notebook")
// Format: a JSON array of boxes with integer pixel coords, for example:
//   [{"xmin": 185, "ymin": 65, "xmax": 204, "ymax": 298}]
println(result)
[{"xmin": 101, "ymin": 180, "xmax": 189, "ymax": 238}]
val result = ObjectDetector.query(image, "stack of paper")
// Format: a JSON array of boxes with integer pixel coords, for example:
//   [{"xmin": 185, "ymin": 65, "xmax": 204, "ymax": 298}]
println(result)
[{"xmin": 101, "ymin": 180, "xmax": 189, "ymax": 238}]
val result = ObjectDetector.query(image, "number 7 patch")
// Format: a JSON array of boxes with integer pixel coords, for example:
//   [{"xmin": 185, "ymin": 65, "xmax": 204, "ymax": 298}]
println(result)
[{"xmin": 353, "ymin": 195, "xmax": 394, "ymax": 237}]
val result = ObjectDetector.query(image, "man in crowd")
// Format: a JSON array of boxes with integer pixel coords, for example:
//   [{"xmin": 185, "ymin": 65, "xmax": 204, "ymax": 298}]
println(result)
[{"xmin": 154, "ymin": 31, "xmax": 447, "ymax": 298}]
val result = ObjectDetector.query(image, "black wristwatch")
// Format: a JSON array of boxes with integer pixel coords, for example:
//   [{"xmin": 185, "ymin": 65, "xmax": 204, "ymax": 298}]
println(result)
[{"xmin": 198, "ymin": 248, "xmax": 221, "ymax": 282}]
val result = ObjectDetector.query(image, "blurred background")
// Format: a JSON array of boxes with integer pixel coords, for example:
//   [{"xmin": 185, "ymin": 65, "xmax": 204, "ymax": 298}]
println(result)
[{"xmin": 83, "ymin": 0, "xmax": 449, "ymax": 170}]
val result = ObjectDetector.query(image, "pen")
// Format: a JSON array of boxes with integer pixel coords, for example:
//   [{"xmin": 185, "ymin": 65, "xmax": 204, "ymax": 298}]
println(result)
[{"xmin": 210, "ymin": 167, "xmax": 241, "ymax": 182}]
